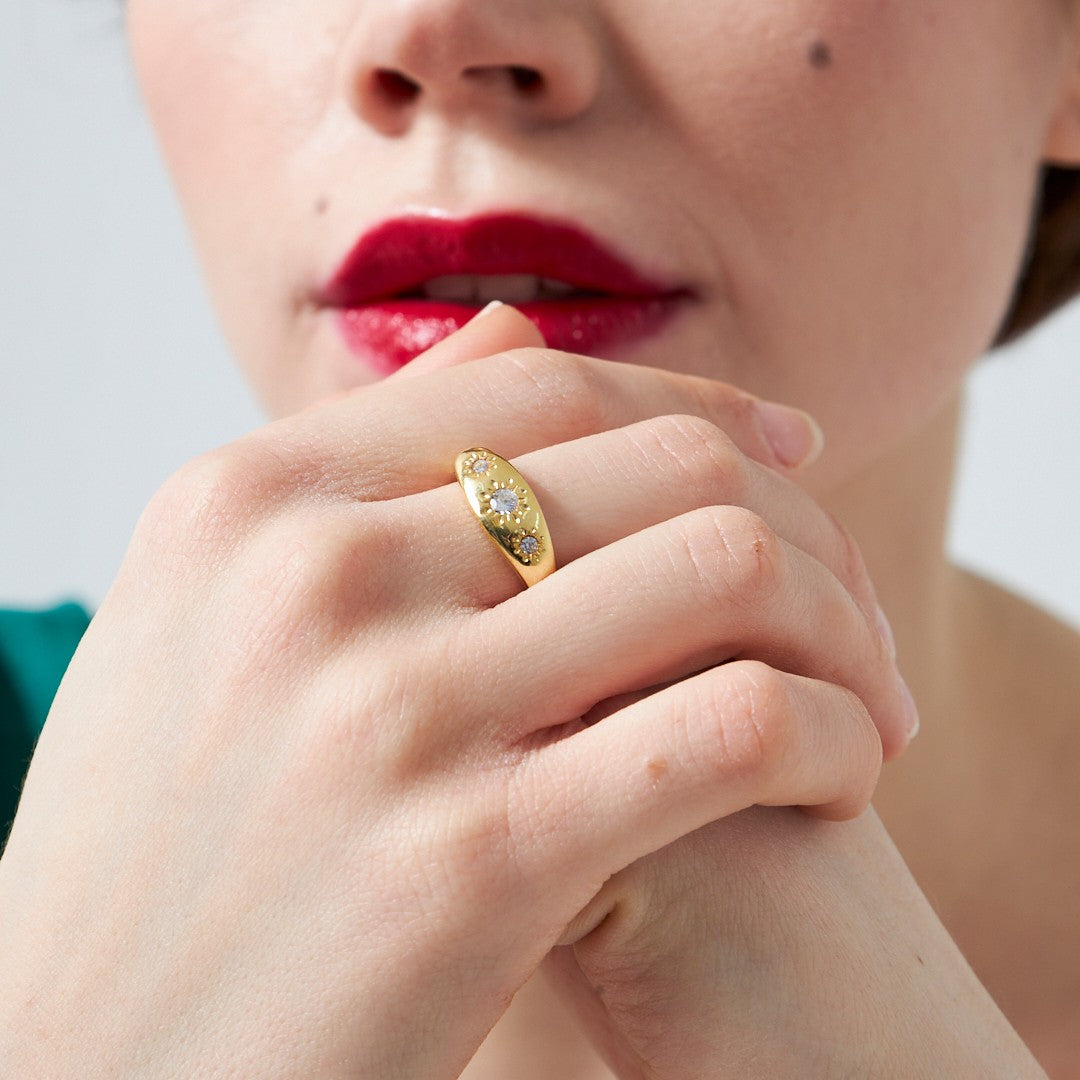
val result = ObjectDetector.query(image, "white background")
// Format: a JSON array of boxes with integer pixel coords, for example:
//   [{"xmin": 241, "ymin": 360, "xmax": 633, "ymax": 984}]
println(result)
[{"xmin": 2, "ymin": 1, "xmax": 1078, "ymax": 629}]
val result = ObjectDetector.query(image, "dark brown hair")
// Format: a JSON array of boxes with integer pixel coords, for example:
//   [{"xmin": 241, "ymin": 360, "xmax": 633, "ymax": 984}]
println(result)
[{"xmin": 993, "ymin": 165, "xmax": 1080, "ymax": 346}]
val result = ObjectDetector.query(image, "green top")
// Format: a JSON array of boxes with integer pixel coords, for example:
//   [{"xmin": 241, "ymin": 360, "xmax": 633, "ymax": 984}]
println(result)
[{"xmin": 0, "ymin": 601, "xmax": 92, "ymax": 851}]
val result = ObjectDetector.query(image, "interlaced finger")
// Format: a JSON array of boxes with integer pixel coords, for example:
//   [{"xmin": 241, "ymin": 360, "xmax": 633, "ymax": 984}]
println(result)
[{"xmin": 512, "ymin": 661, "xmax": 881, "ymax": 883}]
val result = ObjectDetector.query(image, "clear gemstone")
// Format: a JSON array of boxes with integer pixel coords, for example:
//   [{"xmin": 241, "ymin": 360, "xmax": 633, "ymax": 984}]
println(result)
[
  {"xmin": 490, "ymin": 488, "xmax": 519, "ymax": 515},
  {"xmin": 472, "ymin": 459, "xmax": 491, "ymax": 474},
  {"xmin": 519, "ymin": 535, "xmax": 540, "ymax": 555}
]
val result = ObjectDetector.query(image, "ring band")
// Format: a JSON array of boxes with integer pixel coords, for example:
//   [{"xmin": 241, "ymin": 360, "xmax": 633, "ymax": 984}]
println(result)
[{"xmin": 454, "ymin": 447, "xmax": 556, "ymax": 588}]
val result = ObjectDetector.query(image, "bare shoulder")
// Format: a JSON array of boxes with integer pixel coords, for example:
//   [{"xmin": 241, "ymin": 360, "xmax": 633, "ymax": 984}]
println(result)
[
  {"xmin": 949, "ymin": 565, "xmax": 1080, "ymax": 845},
  {"xmin": 953, "ymin": 563, "xmax": 1080, "ymax": 657},
  {"xmin": 951, "ymin": 565, "xmax": 1080, "ymax": 732},
  {"xmin": 949, "ymin": 568, "xmax": 1080, "ymax": 1072}
]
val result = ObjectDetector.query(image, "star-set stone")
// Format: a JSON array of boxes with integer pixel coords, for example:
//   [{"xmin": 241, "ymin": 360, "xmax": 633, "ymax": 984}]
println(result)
[{"xmin": 490, "ymin": 488, "xmax": 520, "ymax": 515}]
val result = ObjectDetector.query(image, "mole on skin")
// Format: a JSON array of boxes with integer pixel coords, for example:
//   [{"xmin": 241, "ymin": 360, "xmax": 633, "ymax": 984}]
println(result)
[
  {"xmin": 315, "ymin": 196, "xmax": 329, "ymax": 215},
  {"xmin": 808, "ymin": 40, "xmax": 833, "ymax": 69}
]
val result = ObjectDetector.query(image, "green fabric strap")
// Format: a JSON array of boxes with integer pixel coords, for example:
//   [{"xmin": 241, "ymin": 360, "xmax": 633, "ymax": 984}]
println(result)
[{"xmin": 0, "ymin": 601, "xmax": 92, "ymax": 848}]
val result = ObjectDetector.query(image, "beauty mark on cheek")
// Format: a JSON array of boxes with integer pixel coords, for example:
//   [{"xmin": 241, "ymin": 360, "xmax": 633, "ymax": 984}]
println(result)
[{"xmin": 808, "ymin": 40, "xmax": 833, "ymax": 70}]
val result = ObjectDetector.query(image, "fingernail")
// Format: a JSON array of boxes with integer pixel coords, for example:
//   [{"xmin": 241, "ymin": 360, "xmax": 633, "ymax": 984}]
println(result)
[
  {"xmin": 754, "ymin": 401, "xmax": 825, "ymax": 469},
  {"xmin": 898, "ymin": 675, "xmax": 920, "ymax": 740},
  {"xmin": 468, "ymin": 300, "xmax": 505, "ymax": 324},
  {"xmin": 875, "ymin": 604, "xmax": 897, "ymax": 660}
]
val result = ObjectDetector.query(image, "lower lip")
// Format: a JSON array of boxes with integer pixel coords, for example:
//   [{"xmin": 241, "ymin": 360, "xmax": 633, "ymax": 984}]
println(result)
[{"xmin": 333, "ymin": 295, "xmax": 688, "ymax": 375}]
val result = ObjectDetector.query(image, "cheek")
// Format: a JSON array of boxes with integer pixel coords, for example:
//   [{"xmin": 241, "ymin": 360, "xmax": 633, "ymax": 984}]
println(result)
[
  {"xmin": 129, "ymin": 5, "xmax": 257, "ymax": 208},
  {"xmin": 127, "ymin": 3, "xmax": 339, "ymax": 415},
  {"xmin": 127, "ymin": 3, "xmax": 333, "ymax": 188},
  {"xmin": 649, "ymin": 1, "xmax": 1060, "ymax": 468}
]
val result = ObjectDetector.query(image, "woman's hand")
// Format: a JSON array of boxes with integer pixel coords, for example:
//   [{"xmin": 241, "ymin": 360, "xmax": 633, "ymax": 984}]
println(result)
[
  {"xmin": 547, "ymin": 807, "xmax": 1048, "ymax": 1079},
  {"xmin": 0, "ymin": 304, "xmax": 910, "ymax": 1078}
]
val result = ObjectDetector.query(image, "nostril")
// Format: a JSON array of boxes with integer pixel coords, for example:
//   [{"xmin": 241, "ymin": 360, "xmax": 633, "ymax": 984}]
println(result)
[
  {"xmin": 373, "ymin": 68, "xmax": 421, "ymax": 105},
  {"xmin": 508, "ymin": 65, "xmax": 544, "ymax": 94},
  {"xmin": 463, "ymin": 64, "xmax": 546, "ymax": 96}
]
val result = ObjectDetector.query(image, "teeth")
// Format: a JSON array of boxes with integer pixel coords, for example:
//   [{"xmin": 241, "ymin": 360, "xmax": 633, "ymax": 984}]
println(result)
[
  {"xmin": 539, "ymin": 278, "xmax": 578, "ymax": 297},
  {"xmin": 476, "ymin": 274, "xmax": 539, "ymax": 304},
  {"xmin": 419, "ymin": 274, "xmax": 583, "ymax": 304},
  {"xmin": 421, "ymin": 275, "xmax": 481, "ymax": 302}
]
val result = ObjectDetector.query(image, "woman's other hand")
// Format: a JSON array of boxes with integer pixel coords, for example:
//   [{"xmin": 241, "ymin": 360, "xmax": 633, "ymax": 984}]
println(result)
[{"xmin": 547, "ymin": 807, "xmax": 1049, "ymax": 1079}]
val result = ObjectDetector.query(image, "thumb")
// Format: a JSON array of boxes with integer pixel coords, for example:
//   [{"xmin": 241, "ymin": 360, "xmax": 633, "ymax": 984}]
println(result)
[{"xmin": 386, "ymin": 301, "xmax": 547, "ymax": 381}]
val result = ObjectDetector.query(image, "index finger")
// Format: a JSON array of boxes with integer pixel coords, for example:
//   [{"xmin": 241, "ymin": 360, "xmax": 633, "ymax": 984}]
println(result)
[
  {"xmin": 384, "ymin": 300, "xmax": 547, "ymax": 378},
  {"xmin": 281, "ymin": 308, "xmax": 822, "ymax": 502}
]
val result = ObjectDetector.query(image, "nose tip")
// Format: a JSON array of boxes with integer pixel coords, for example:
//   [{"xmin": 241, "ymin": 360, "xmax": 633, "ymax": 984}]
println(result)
[{"xmin": 342, "ymin": 4, "xmax": 602, "ymax": 133}]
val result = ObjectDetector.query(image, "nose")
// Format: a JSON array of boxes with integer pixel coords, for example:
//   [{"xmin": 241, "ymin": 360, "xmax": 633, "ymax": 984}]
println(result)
[{"xmin": 339, "ymin": 0, "xmax": 603, "ymax": 133}]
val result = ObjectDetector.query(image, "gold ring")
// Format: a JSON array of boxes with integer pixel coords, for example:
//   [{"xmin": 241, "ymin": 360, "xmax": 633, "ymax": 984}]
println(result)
[{"xmin": 454, "ymin": 447, "xmax": 556, "ymax": 588}]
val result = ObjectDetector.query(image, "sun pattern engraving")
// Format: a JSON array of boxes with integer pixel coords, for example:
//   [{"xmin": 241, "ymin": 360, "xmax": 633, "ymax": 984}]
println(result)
[
  {"xmin": 461, "ymin": 449, "xmax": 496, "ymax": 478},
  {"xmin": 510, "ymin": 528, "xmax": 545, "ymax": 565},
  {"xmin": 484, "ymin": 479, "xmax": 530, "ymax": 527}
]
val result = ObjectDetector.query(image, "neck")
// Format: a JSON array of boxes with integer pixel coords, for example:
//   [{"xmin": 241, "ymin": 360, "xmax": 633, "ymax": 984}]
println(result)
[{"xmin": 820, "ymin": 389, "xmax": 965, "ymax": 716}]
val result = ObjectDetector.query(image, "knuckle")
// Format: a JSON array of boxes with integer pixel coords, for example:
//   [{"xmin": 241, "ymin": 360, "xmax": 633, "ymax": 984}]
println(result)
[
  {"xmin": 718, "ymin": 388, "xmax": 762, "ymax": 435},
  {"xmin": 635, "ymin": 414, "xmax": 746, "ymax": 501},
  {"xmin": 702, "ymin": 660, "xmax": 794, "ymax": 787},
  {"xmin": 238, "ymin": 505, "xmax": 399, "ymax": 642},
  {"xmin": 503, "ymin": 349, "xmax": 615, "ymax": 434},
  {"xmin": 339, "ymin": 627, "xmax": 468, "ymax": 782},
  {"xmin": 686, "ymin": 380, "xmax": 769, "ymax": 454},
  {"xmin": 847, "ymin": 685, "xmax": 884, "ymax": 767},
  {"xmin": 850, "ymin": 692, "xmax": 885, "ymax": 779},
  {"xmin": 142, "ymin": 444, "xmax": 288, "ymax": 553},
  {"xmin": 825, "ymin": 510, "xmax": 878, "ymax": 615},
  {"xmin": 682, "ymin": 505, "xmax": 785, "ymax": 610},
  {"xmin": 221, "ymin": 516, "xmax": 444, "ymax": 773},
  {"xmin": 830, "ymin": 680, "xmax": 880, "ymax": 760},
  {"xmin": 824, "ymin": 686, "xmax": 883, "ymax": 818}
]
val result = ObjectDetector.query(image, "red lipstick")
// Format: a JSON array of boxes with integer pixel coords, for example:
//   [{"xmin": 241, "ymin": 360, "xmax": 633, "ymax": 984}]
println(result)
[{"xmin": 318, "ymin": 213, "xmax": 693, "ymax": 373}]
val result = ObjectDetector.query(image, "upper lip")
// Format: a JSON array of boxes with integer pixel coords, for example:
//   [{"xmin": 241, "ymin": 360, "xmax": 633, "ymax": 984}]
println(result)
[{"xmin": 318, "ymin": 211, "xmax": 691, "ymax": 306}]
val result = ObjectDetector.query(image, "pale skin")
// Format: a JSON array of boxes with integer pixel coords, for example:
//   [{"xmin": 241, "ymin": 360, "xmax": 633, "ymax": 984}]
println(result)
[{"xmin": 2, "ymin": 1, "xmax": 1080, "ymax": 1077}]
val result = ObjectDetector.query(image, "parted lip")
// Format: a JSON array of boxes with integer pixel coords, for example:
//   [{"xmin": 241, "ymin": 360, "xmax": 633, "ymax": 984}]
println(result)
[{"xmin": 317, "ymin": 211, "xmax": 692, "ymax": 306}]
